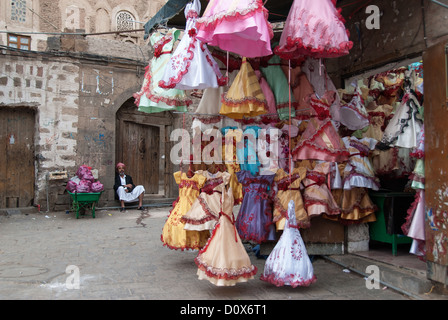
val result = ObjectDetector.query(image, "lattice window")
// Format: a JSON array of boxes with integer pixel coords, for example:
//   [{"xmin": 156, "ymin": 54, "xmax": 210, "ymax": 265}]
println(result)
[
  {"xmin": 11, "ymin": 0, "xmax": 27, "ymax": 23},
  {"xmin": 116, "ymin": 11, "xmax": 135, "ymax": 31}
]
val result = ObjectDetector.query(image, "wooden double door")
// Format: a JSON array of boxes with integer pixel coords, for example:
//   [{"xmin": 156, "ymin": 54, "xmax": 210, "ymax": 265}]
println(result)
[
  {"xmin": 116, "ymin": 100, "xmax": 174, "ymax": 196},
  {"xmin": 0, "ymin": 108, "xmax": 35, "ymax": 208}
]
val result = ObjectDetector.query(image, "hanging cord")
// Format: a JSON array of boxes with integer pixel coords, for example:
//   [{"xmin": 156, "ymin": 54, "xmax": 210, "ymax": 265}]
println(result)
[{"xmin": 288, "ymin": 59, "xmax": 293, "ymax": 187}]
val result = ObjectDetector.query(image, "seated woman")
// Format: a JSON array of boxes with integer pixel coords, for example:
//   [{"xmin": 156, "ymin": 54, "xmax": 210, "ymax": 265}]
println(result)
[{"xmin": 113, "ymin": 162, "xmax": 145, "ymax": 212}]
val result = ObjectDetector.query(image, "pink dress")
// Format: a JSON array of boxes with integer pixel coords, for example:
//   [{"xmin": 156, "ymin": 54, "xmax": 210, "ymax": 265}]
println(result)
[
  {"xmin": 292, "ymin": 94, "xmax": 349, "ymax": 163},
  {"xmin": 196, "ymin": 0, "xmax": 273, "ymax": 58},
  {"xmin": 275, "ymin": 0, "xmax": 353, "ymax": 59}
]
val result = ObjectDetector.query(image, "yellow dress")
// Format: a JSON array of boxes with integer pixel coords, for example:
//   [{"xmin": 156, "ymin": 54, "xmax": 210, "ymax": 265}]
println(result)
[
  {"xmin": 182, "ymin": 171, "xmax": 230, "ymax": 231},
  {"xmin": 161, "ymin": 171, "xmax": 210, "ymax": 250},
  {"xmin": 222, "ymin": 127, "xmax": 244, "ymax": 204},
  {"xmin": 273, "ymin": 167, "xmax": 309, "ymax": 230},
  {"xmin": 220, "ymin": 57, "xmax": 268, "ymax": 119}
]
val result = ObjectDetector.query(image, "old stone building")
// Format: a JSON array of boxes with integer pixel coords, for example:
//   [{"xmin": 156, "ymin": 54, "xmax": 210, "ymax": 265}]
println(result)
[{"xmin": 0, "ymin": 0, "xmax": 184, "ymax": 211}]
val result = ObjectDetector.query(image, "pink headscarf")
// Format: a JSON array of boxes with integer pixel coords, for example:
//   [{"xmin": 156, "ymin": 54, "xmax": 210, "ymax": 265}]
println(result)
[{"xmin": 116, "ymin": 162, "xmax": 125, "ymax": 170}]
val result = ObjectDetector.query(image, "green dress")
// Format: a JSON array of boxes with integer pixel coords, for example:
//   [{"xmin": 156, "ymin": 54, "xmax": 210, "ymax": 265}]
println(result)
[
  {"xmin": 134, "ymin": 28, "xmax": 191, "ymax": 113},
  {"xmin": 260, "ymin": 53, "xmax": 296, "ymax": 120}
]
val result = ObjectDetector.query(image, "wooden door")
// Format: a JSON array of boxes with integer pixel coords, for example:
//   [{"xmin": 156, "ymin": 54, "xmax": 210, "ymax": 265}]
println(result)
[
  {"xmin": 0, "ymin": 108, "xmax": 35, "ymax": 208},
  {"xmin": 121, "ymin": 121, "xmax": 160, "ymax": 194},
  {"xmin": 423, "ymin": 40, "xmax": 448, "ymax": 285}
]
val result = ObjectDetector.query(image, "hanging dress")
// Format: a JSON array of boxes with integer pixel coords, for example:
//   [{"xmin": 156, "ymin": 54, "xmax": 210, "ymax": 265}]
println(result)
[
  {"xmin": 260, "ymin": 53, "xmax": 297, "ymax": 120},
  {"xmin": 302, "ymin": 161, "xmax": 340, "ymax": 218},
  {"xmin": 134, "ymin": 29, "xmax": 191, "ymax": 113},
  {"xmin": 222, "ymin": 126, "xmax": 244, "ymax": 205},
  {"xmin": 235, "ymin": 170, "xmax": 275, "ymax": 243},
  {"xmin": 220, "ymin": 58, "xmax": 268, "ymax": 119},
  {"xmin": 196, "ymin": 0, "xmax": 273, "ymax": 58},
  {"xmin": 236, "ymin": 125, "xmax": 262, "ymax": 176},
  {"xmin": 195, "ymin": 188, "xmax": 257, "ymax": 286},
  {"xmin": 159, "ymin": 0, "xmax": 226, "ymax": 90},
  {"xmin": 341, "ymin": 136, "xmax": 380, "ymax": 191},
  {"xmin": 292, "ymin": 94, "xmax": 349, "ymax": 163},
  {"xmin": 379, "ymin": 90, "xmax": 424, "ymax": 149},
  {"xmin": 274, "ymin": 0, "xmax": 353, "ymax": 60},
  {"xmin": 182, "ymin": 171, "xmax": 231, "ymax": 231},
  {"xmin": 339, "ymin": 88, "xmax": 370, "ymax": 131},
  {"xmin": 402, "ymin": 126, "xmax": 425, "ymax": 256},
  {"xmin": 273, "ymin": 167, "xmax": 309, "ymax": 230},
  {"xmin": 161, "ymin": 171, "xmax": 210, "ymax": 250},
  {"xmin": 260, "ymin": 200, "xmax": 317, "ymax": 287}
]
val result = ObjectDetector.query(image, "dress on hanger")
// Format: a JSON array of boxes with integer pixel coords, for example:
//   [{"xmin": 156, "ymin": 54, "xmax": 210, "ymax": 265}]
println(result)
[
  {"xmin": 161, "ymin": 171, "xmax": 210, "ymax": 250},
  {"xmin": 222, "ymin": 126, "xmax": 244, "ymax": 205},
  {"xmin": 196, "ymin": 0, "xmax": 273, "ymax": 58},
  {"xmin": 379, "ymin": 90, "xmax": 424, "ymax": 149},
  {"xmin": 182, "ymin": 171, "xmax": 231, "ymax": 231},
  {"xmin": 273, "ymin": 167, "xmax": 309, "ymax": 230},
  {"xmin": 341, "ymin": 136, "xmax": 380, "ymax": 190},
  {"xmin": 236, "ymin": 125, "xmax": 261, "ymax": 176},
  {"xmin": 339, "ymin": 88, "xmax": 370, "ymax": 131},
  {"xmin": 220, "ymin": 58, "xmax": 268, "ymax": 119},
  {"xmin": 274, "ymin": 0, "xmax": 352, "ymax": 60},
  {"xmin": 133, "ymin": 29, "xmax": 191, "ymax": 113},
  {"xmin": 260, "ymin": 53, "xmax": 297, "ymax": 120},
  {"xmin": 302, "ymin": 161, "xmax": 340, "ymax": 218},
  {"xmin": 260, "ymin": 200, "xmax": 317, "ymax": 287},
  {"xmin": 235, "ymin": 170, "xmax": 275, "ymax": 243},
  {"xmin": 292, "ymin": 94, "xmax": 349, "ymax": 163},
  {"xmin": 195, "ymin": 188, "xmax": 257, "ymax": 286},
  {"xmin": 159, "ymin": 0, "xmax": 226, "ymax": 90}
]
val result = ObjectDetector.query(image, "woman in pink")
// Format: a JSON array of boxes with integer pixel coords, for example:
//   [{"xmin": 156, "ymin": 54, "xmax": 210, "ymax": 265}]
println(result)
[
  {"xmin": 275, "ymin": 0, "xmax": 353, "ymax": 60},
  {"xmin": 196, "ymin": 0, "xmax": 273, "ymax": 58}
]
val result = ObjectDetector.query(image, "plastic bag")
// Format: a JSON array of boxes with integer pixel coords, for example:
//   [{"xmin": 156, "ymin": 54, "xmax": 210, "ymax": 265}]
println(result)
[
  {"xmin": 66, "ymin": 180, "xmax": 78, "ymax": 193},
  {"xmin": 91, "ymin": 181, "xmax": 104, "ymax": 192},
  {"xmin": 76, "ymin": 179, "xmax": 91, "ymax": 193},
  {"xmin": 76, "ymin": 165, "xmax": 92, "ymax": 179}
]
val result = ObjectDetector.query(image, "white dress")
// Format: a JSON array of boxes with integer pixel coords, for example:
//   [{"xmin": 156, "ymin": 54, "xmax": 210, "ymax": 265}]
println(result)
[
  {"xmin": 159, "ymin": 0, "xmax": 226, "ymax": 90},
  {"xmin": 342, "ymin": 136, "xmax": 380, "ymax": 190},
  {"xmin": 260, "ymin": 200, "xmax": 317, "ymax": 287}
]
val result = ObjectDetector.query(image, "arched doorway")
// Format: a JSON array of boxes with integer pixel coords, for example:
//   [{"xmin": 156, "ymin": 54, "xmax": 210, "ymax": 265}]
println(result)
[{"xmin": 115, "ymin": 98, "xmax": 175, "ymax": 198}]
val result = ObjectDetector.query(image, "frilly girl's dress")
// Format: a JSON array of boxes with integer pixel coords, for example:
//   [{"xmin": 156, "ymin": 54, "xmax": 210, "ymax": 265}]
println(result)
[
  {"xmin": 195, "ymin": 188, "xmax": 257, "ymax": 286},
  {"xmin": 275, "ymin": 0, "xmax": 353, "ymax": 60},
  {"xmin": 220, "ymin": 58, "xmax": 268, "ymax": 119},
  {"xmin": 196, "ymin": 0, "xmax": 273, "ymax": 58},
  {"xmin": 161, "ymin": 171, "xmax": 210, "ymax": 250},
  {"xmin": 159, "ymin": 0, "xmax": 226, "ymax": 90},
  {"xmin": 260, "ymin": 200, "xmax": 317, "ymax": 287},
  {"xmin": 222, "ymin": 126, "xmax": 244, "ymax": 205},
  {"xmin": 273, "ymin": 167, "xmax": 310, "ymax": 231},
  {"xmin": 134, "ymin": 29, "xmax": 191, "ymax": 113},
  {"xmin": 182, "ymin": 171, "xmax": 231, "ymax": 231},
  {"xmin": 292, "ymin": 93, "xmax": 349, "ymax": 163},
  {"xmin": 235, "ymin": 170, "xmax": 276, "ymax": 243}
]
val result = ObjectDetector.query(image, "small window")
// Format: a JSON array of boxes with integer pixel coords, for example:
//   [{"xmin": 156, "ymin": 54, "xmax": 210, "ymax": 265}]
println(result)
[
  {"xmin": 116, "ymin": 11, "xmax": 135, "ymax": 31},
  {"xmin": 8, "ymin": 33, "xmax": 31, "ymax": 50}
]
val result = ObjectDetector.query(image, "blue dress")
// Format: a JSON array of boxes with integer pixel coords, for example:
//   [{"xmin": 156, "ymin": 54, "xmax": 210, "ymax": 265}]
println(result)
[
  {"xmin": 236, "ymin": 126, "xmax": 261, "ymax": 176},
  {"xmin": 235, "ymin": 170, "xmax": 275, "ymax": 243}
]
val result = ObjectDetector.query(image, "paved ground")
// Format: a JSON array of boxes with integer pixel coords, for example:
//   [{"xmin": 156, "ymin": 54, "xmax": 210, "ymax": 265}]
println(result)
[{"xmin": 0, "ymin": 206, "xmax": 413, "ymax": 302}]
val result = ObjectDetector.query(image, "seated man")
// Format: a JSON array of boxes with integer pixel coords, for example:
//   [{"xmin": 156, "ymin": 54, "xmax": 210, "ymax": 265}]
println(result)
[{"xmin": 113, "ymin": 162, "xmax": 145, "ymax": 212}]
